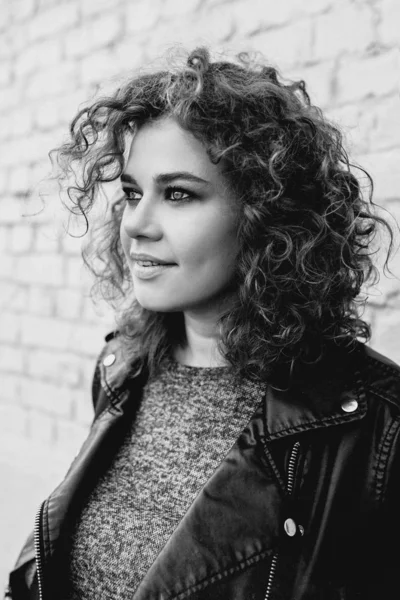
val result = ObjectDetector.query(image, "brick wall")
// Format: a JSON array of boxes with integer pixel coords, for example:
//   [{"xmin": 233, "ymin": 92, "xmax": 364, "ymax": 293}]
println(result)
[{"xmin": 0, "ymin": 0, "xmax": 399, "ymax": 465}]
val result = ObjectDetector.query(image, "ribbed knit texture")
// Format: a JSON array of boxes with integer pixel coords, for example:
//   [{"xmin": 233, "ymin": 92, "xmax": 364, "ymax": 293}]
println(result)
[{"xmin": 64, "ymin": 354, "xmax": 266, "ymax": 599}]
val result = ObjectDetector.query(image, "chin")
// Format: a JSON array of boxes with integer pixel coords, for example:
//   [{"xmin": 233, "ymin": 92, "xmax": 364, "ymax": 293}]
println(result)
[{"xmin": 134, "ymin": 294, "xmax": 183, "ymax": 313}]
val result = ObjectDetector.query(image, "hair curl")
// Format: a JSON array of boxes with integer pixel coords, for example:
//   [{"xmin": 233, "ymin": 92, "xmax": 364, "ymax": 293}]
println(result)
[{"xmin": 53, "ymin": 46, "xmax": 394, "ymax": 385}]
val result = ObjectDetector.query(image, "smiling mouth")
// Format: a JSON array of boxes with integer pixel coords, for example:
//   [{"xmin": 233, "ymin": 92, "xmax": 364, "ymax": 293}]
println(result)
[
  {"xmin": 131, "ymin": 261, "xmax": 176, "ymax": 279},
  {"xmin": 135, "ymin": 260, "xmax": 173, "ymax": 267}
]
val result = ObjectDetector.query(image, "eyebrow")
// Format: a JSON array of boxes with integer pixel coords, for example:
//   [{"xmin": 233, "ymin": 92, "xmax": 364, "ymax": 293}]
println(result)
[{"xmin": 120, "ymin": 171, "xmax": 210, "ymax": 186}]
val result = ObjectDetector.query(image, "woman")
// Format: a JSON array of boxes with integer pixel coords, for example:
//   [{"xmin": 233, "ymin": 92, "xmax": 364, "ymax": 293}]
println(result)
[{"xmin": 6, "ymin": 47, "xmax": 400, "ymax": 599}]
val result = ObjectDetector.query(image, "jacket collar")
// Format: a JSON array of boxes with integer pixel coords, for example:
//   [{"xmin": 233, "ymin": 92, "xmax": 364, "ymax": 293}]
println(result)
[{"xmin": 102, "ymin": 335, "xmax": 368, "ymax": 440}]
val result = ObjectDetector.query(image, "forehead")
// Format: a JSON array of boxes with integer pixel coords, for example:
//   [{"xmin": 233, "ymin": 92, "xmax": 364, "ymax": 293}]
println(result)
[{"xmin": 124, "ymin": 117, "xmax": 219, "ymax": 180}]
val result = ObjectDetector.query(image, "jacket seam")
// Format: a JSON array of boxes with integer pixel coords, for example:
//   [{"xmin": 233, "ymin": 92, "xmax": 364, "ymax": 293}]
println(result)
[
  {"xmin": 366, "ymin": 354, "xmax": 400, "ymax": 378},
  {"xmin": 264, "ymin": 408, "xmax": 365, "ymax": 440},
  {"xmin": 170, "ymin": 547, "xmax": 274, "ymax": 600},
  {"xmin": 376, "ymin": 417, "xmax": 400, "ymax": 504},
  {"xmin": 375, "ymin": 419, "xmax": 399, "ymax": 502},
  {"xmin": 367, "ymin": 386, "xmax": 400, "ymax": 412}
]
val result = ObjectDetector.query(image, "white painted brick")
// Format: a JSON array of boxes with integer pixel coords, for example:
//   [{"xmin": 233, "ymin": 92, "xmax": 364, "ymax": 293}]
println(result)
[
  {"xmin": 59, "ymin": 90, "xmax": 90, "ymax": 124},
  {"xmin": 314, "ymin": 4, "xmax": 375, "ymax": 61},
  {"xmin": 366, "ymin": 243, "xmax": 400, "ymax": 307},
  {"xmin": 0, "ymin": 85, "xmax": 23, "ymax": 112},
  {"xmin": 0, "ymin": 115, "xmax": 12, "ymax": 140},
  {"xmin": 250, "ymin": 19, "xmax": 314, "ymax": 70},
  {"xmin": 0, "ymin": 282, "xmax": 27, "ymax": 312},
  {"xmin": 55, "ymin": 288, "xmax": 83, "ymax": 320},
  {"xmin": 66, "ymin": 256, "xmax": 92, "ymax": 288},
  {"xmin": 27, "ymin": 348, "xmax": 82, "ymax": 386},
  {"xmin": 72, "ymin": 387, "xmax": 94, "ymax": 426},
  {"xmin": 81, "ymin": 0, "xmax": 120, "ymax": 17},
  {"xmin": 10, "ymin": 107, "xmax": 34, "ymax": 137},
  {"xmin": 287, "ymin": 60, "xmax": 335, "ymax": 108},
  {"xmin": 82, "ymin": 295, "xmax": 115, "ymax": 325},
  {"xmin": 79, "ymin": 49, "xmax": 120, "ymax": 86},
  {"xmin": 0, "ymin": 61, "xmax": 12, "ymax": 86},
  {"xmin": 8, "ymin": 167, "xmax": 32, "ymax": 196},
  {"xmin": 232, "ymin": 0, "xmax": 299, "ymax": 35},
  {"xmin": 68, "ymin": 323, "xmax": 106, "ymax": 357},
  {"xmin": 355, "ymin": 149, "xmax": 400, "ymax": 202},
  {"xmin": 21, "ymin": 315, "xmax": 73, "ymax": 350},
  {"xmin": 35, "ymin": 225, "xmax": 61, "ymax": 253},
  {"xmin": 11, "ymin": 0, "xmax": 36, "ymax": 22},
  {"xmin": 34, "ymin": 99, "xmax": 63, "ymax": 130},
  {"xmin": 0, "ymin": 345, "xmax": 25, "ymax": 372},
  {"xmin": 10, "ymin": 223, "xmax": 34, "ymax": 253},
  {"xmin": 0, "ymin": 312, "xmax": 21, "ymax": 343},
  {"xmin": 0, "ymin": 255, "xmax": 15, "ymax": 278},
  {"xmin": 26, "ymin": 63, "xmax": 78, "ymax": 100},
  {"xmin": 7, "ymin": 21, "xmax": 30, "ymax": 55},
  {"xmin": 371, "ymin": 307, "xmax": 400, "ymax": 365},
  {"xmin": 126, "ymin": 0, "xmax": 162, "ymax": 33},
  {"xmin": 379, "ymin": 0, "xmax": 400, "ymax": 47},
  {"xmin": 368, "ymin": 95, "xmax": 400, "ymax": 152},
  {"xmin": 0, "ymin": 168, "xmax": 9, "ymax": 191},
  {"xmin": 16, "ymin": 254, "xmax": 64, "ymax": 286},
  {"xmin": 54, "ymin": 419, "xmax": 89, "ymax": 456},
  {"xmin": 162, "ymin": 0, "xmax": 202, "ymax": 17},
  {"xmin": 21, "ymin": 379, "xmax": 73, "ymax": 418},
  {"xmin": 3, "ymin": 132, "xmax": 58, "ymax": 167},
  {"xmin": 6, "ymin": 284, "xmax": 29, "ymax": 313},
  {"xmin": 298, "ymin": 0, "xmax": 332, "ymax": 16},
  {"xmin": 0, "ymin": 374, "xmax": 21, "ymax": 402},
  {"xmin": 111, "ymin": 39, "xmax": 146, "ymax": 74},
  {"xmin": 327, "ymin": 102, "xmax": 371, "ymax": 155},
  {"xmin": 335, "ymin": 49, "xmax": 400, "ymax": 104},
  {"xmin": 64, "ymin": 13, "xmax": 121, "ymax": 58},
  {"xmin": 0, "ymin": 225, "xmax": 10, "ymax": 253},
  {"xmin": 0, "ymin": 32, "xmax": 12, "ymax": 61},
  {"xmin": 27, "ymin": 286, "xmax": 54, "ymax": 317},
  {"xmin": 15, "ymin": 38, "xmax": 62, "ymax": 78},
  {"xmin": 28, "ymin": 3, "xmax": 79, "ymax": 42},
  {"xmin": 0, "ymin": 404, "xmax": 27, "ymax": 437},
  {"xmin": 0, "ymin": 2, "xmax": 11, "ymax": 32},
  {"xmin": 27, "ymin": 410, "xmax": 56, "ymax": 444},
  {"xmin": 61, "ymin": 233, "xmax": 83, "ymax": 255}
]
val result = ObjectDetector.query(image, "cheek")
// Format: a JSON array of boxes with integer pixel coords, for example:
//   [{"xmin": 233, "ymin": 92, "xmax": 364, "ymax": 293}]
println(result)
[
  {"xmin": 119, "ymin": 220, "xmax": 130, "ymax": 257},
  {"xmin": 175, "ymin": 214, "xmax": 238, "ymax": 268}
]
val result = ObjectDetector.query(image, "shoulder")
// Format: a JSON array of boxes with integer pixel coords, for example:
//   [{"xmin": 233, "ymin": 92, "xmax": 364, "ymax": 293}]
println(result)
[
  {"xmin": 361, "ymin": 343, "xmax": 400, "ymax": 411},
  {"xmin": 92, "ymin": 330, "xmax": 147, "ymax": 419},
  {"xmin": 91, "ymin": 331, "xmax": 132, "ymax": 417}
]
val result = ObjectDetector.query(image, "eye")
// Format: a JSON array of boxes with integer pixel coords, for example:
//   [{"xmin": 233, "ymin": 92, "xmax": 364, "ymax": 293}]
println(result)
[
  {"xmin": 123, "ymin": 189, "xmax": 142, "ymax": 203},
  {"xmin": 165, "ymin": 186, "xmax": 193, "ymax": 202}
]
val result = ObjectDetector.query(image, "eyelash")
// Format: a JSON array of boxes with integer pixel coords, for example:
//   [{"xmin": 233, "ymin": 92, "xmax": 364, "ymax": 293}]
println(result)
[{"xmin": 123, "ymin": 186, "xmax": 195, "ymax": 204}]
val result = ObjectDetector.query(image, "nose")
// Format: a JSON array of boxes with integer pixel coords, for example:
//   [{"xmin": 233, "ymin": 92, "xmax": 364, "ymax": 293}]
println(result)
[{"xmin": 121, "ymin": 195, "xmax": 162, "ymax": 241}]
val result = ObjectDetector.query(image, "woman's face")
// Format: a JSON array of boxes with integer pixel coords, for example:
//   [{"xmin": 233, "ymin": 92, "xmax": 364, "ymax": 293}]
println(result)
[{"xmin": 120, "ymin": 117, "xmax": 240, "ymax": 315}]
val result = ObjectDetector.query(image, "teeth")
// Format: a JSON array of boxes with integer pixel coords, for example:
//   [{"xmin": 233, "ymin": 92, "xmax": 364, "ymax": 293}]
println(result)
[{"xmin": 137, "ymin": 260, "xmax": 160, "ymax": 266}]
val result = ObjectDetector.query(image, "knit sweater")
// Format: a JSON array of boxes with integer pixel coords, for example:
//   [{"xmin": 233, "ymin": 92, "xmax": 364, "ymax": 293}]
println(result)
[{"xmin": 64, "ymin": 354, "xmax": 266, "ymax": 599}]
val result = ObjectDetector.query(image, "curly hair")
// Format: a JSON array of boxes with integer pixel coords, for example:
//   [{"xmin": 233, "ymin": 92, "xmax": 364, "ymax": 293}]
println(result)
[{"xmin": 53, "ymin": 46, "xmax": 393, "ymax": 384}]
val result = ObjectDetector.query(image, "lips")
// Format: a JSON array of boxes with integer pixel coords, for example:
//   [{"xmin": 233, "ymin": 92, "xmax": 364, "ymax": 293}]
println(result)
[
  {"xmin": 130, "ymin": 253, "xmax": 174, "ymax": 266},
  {"xmin": 131, "ymin": 261, "xmax": 176, "ymax": 280}
]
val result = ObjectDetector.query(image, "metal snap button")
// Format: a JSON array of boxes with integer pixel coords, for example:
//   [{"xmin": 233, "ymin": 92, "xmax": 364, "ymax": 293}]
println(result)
[
  {"xmin": 103, "ymin": 353, "xmax": 116, "ymax": 367},
  {"xmin": 341, "ymin": 399, "xmax": 358, "ymax": 413},
  {"xmin": 298, "ymin": 524, "xmax": 305, "ymax": 536},
  {"xmin": 284, "ymin": 518, "xmax": 297, "ymax": 537}
]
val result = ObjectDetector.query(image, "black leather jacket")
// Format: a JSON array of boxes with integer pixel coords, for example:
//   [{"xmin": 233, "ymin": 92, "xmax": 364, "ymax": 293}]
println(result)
[{"xmin": 6, "ymin": 334, "xmax": 400, "ymax": 600}]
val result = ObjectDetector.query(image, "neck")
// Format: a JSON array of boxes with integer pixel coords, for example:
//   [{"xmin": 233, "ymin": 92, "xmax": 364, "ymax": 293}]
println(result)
[{"xmin": 174, "ymin": 310, "xmax": 229, "ymax": 368}]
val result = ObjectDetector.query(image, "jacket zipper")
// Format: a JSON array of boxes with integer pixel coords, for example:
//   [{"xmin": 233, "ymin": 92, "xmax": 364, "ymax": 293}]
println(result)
[
  {"xmin": 34, "ymin": 500, "xmax": 45, "ymax": 600},
  {"xmin": 264, "ymin": 441, "xmax": 301, "ymax": 600}
]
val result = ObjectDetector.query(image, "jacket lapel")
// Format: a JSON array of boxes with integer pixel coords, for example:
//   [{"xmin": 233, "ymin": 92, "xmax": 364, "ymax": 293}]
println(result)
[{"xmin": 42, "ymin": 336, "xmax": 368, "ymax": 599}]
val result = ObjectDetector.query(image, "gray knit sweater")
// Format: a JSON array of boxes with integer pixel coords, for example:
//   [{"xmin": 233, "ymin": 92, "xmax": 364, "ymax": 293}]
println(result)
[{"xmin": 64, "ymin": 354, "xmax": 266, "ymax": 599}]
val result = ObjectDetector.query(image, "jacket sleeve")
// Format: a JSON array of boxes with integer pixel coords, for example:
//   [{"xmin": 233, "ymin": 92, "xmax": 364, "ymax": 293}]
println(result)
[
  {"xmin": 4, "ymin": 336, "xmax": 116, "ymax": 600},
  {"xmin": 4, "ymin": 530, "xmax": 37, "ymax": 600}
]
